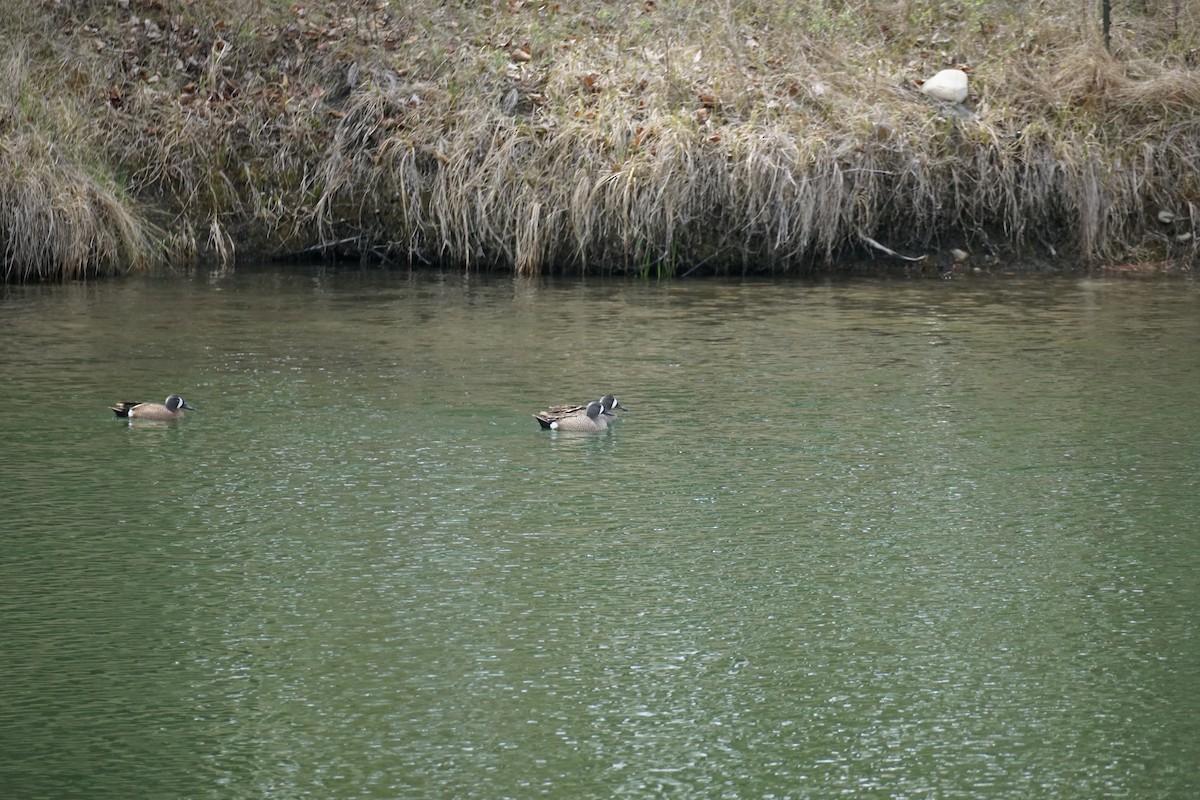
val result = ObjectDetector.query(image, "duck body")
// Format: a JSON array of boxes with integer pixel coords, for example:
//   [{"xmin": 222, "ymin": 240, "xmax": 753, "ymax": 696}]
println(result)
[
  {"xmin": 535, "ymin": 400, "xmax": 614, "ymax": 432},
  {"xmin": 534, "ymin": 394, "xmax": 627, "ymax": 430},
  {"xmin": 111, "ymin": 394, "xmax": 195, "ymax": 421}
]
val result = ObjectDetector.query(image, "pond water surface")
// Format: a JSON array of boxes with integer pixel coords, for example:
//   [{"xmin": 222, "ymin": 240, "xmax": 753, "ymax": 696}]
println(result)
[{"xmin": 1, "ymin": 268, "xmax": 1198, "ymax": 799}]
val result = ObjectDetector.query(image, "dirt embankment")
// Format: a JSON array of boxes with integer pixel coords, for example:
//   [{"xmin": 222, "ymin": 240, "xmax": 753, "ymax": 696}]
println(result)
[{"xmin": 3, "ymin": 1, "xmax": 1198, "ymax": 281}]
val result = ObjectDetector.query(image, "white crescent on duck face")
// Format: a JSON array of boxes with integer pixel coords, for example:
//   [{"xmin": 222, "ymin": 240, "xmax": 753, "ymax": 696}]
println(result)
[{"xmin": 597, "ymin": 395, "xmax": 628, "ymax": 414}]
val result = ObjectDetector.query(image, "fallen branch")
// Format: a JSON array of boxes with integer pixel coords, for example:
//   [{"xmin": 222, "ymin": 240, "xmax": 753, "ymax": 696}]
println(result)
[{"xmin": 859, "ymin": 234, "xmax": 926, "ymax": 262}]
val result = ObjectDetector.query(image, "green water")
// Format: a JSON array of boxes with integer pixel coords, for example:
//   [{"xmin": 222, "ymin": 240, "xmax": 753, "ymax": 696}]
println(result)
[{"xmin": 1, "ymin": 269, "xmax": 1198, "ymax": 799}]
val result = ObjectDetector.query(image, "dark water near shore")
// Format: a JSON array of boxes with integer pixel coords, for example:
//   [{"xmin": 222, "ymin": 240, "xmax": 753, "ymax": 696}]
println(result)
[{"xmin": 2, "ymin": 268, "xmax": 1199, "ymax": 799}]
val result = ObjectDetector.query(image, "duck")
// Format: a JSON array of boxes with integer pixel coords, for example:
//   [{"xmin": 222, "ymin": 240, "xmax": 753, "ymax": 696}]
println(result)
[
  {"xmin": 535, "ymin": 400, "xmax": 614, "ymax": 432},
  {"xmin": 111, "ymin": 394, "xmax": 196, "ymax": 421},
  {"xmin": 597, "ymin": 394, "xmax": 628, "ymax": 418},
  {"xmin": 534, "ymin": 394, "xmax": 628, "ymax": 429},
  {"xmin": 918, "ymin": 67, "xmax": 969, "ymax": 104}
]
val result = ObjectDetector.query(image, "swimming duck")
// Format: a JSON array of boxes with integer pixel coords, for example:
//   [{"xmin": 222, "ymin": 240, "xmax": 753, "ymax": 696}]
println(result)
[
  {"xmin": 534, "ymin": 394, "xmax": 627, "ymax": 429},
  {"xmin": 535, "ymin": 400, "xmax": 614, "ymax": 432},
  {"xmin": 597, "ymin": 394, "xmax": 628, "ymax": 417},
  {"xmin": 111, "ymin": 394, "xmax": 196, "ymax": 421}
]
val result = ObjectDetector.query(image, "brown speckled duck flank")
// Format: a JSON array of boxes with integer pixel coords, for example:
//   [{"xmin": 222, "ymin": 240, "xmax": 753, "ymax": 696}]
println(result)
[{"xmin": 534, "ymin": 400, "xmax": 614, "ymax": 432}]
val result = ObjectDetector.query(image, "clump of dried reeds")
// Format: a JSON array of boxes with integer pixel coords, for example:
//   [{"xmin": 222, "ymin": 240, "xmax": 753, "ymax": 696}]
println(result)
[
  {"xmin": 0, "ymin": 45, "xmax": 159, "ymax": 280},
  {"xmin": 302, "ymin": 0, "xmax": 1200, "ymax": 274},
  {"xmin": 0, "ymin": 133, "xmax": 159, "ymax": 281}
]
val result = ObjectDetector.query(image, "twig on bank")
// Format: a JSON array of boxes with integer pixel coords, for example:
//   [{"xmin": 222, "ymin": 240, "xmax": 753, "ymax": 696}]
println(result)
[{"xmin": 859, "ymin": 234, "xmax": 926, "ymax": 263}]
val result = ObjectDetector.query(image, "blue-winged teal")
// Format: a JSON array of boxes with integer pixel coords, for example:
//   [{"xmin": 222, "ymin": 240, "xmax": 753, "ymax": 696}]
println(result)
[
  {"xmin": 597, "ymin": 394, "xmax": 629, "ymax": 417},
  {"xmin": 111, "ymin": 395, "xmax": 196, "ymax": 421},
  {"xmin": 534, "ymin": 400, "xmax": 614, "ymax": 432},
  {"xmin": 534, "ymin": 394, "xmax": 628, "ymax": 429}
]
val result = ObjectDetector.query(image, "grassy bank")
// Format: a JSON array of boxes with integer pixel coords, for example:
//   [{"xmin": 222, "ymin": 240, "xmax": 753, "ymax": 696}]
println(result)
[{"xmin": 2, "ymin": 0, "xmax": 1199, "ymax": 280}]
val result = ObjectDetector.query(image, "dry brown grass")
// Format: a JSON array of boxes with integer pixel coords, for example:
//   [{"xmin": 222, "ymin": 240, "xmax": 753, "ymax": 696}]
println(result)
[
  {"xmin": 0, "ymin": 44, "xmax": 159, "ymax": 280},
  {"xmin": 3, "ymin": 0, "xmax": 1199, "ymax": 279}
]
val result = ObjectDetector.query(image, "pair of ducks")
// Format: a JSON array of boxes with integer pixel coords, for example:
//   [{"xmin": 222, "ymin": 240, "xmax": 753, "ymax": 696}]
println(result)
[
  {"xmin": 533, "ymin": 394, "xmax": 627, "ymax": 432},
  {"xmin": 112, "ymin": 392, "xmax": 630, "ymax": 430}
]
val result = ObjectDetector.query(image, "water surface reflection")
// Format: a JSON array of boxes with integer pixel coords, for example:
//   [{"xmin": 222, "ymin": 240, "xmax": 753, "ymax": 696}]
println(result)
[{"xmin": 1, "ymin": 270, "xmax": 1198, "ymax": 798}]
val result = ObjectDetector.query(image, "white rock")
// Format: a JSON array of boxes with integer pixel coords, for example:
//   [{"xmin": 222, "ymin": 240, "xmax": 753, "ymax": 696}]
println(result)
[{"xmin": 921, "ymin": 68, "xmax": 969, "ymax": 103}]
